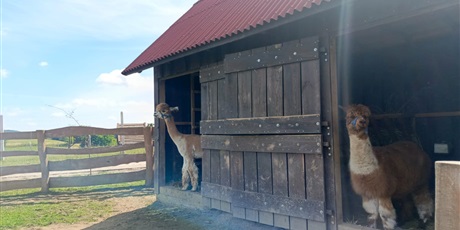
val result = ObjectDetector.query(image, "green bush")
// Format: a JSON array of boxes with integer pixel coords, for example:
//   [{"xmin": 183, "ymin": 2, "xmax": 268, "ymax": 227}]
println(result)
[{"xmin": 79, "ymin": 135, "xmax": 117, "ymax": 147}]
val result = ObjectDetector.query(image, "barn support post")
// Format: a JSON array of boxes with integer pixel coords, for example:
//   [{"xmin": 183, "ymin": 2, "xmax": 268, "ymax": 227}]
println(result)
[
  {"xmin": 37, "ymin": 130, "xmax": 49, "ymax": 193},
  {"xmin": 435, "ymin": 161, "xmax": 460, "ymax": 230},
  {"xmin": 144, "ymin": 126, "xmax": 154, "ymax": 187}
]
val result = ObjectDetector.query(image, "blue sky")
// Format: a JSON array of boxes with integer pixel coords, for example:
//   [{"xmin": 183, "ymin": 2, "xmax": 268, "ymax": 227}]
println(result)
[{"xmin": 0, "ymin": 0, "xmax": 196, "ymax": 131}]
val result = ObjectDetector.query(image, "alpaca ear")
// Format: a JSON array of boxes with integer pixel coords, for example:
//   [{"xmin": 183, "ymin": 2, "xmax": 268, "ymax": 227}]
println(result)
[{"xmin": 170, "ymin": 106, "xmax": 179, "ymax": 112}]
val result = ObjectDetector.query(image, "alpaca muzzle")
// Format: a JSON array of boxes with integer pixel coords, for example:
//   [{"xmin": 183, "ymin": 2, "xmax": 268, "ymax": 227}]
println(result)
[{"xmin": 351, "ymin": 116, "xmax": 368, "ymax": 134}]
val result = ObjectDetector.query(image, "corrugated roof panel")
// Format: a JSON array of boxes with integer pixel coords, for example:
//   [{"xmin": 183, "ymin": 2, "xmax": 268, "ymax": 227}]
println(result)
[{"xmin": 122, "ymin": 0, "xmax": 331, "ymax": 75}]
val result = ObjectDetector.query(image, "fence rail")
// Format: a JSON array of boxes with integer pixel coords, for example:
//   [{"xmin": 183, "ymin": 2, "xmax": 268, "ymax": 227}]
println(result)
[{"xmin": 0, "ymin": 126, "xmax": 154, "ymax": 192}]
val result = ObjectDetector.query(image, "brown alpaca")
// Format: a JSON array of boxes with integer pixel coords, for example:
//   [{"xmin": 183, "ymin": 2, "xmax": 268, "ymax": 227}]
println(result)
[
  {"xmin": 154, "ymin": 103, "xmax": 203, "ymax": 191},
  {"xmin": 345, "ymin": 104, "xmax": 433, "ymax": 230}
]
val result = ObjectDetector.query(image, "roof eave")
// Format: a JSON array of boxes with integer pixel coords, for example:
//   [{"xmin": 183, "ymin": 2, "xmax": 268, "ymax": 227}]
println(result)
[{"xmin": 122, "ymin": 0, "xmax": 342, "ymax": 76}]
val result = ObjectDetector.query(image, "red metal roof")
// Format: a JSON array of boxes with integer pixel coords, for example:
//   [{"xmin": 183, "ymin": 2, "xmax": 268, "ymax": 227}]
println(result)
[{"xmin": 122, "ymin": 0, "xmax": 331, "ymax": 75}]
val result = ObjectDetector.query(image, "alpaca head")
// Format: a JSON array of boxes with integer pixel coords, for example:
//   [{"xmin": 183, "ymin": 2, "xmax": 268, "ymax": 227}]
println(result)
[
  {"xmin": 345, "ymin": 104, "xmax": 371, "ymax": 135},
  {"xmin": 154, "ymin": 103, "xmax": 179, "ymax": 120}
]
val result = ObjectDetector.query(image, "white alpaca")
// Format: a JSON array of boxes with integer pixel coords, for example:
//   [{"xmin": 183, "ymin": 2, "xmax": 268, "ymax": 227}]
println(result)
[{"xmin": 154, "ymin": 103, "xmax": 203, "ymax": 191}]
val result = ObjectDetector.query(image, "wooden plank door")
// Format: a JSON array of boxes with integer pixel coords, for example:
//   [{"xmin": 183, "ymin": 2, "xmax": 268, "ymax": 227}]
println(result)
[{"xmin": 200, "ymin": 36, "xmax": 329, "ymax": 230}]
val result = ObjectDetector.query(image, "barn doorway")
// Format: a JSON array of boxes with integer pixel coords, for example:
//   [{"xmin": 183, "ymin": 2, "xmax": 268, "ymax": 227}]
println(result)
[
  {"xmin": 162, "ymin": 73, "xmax": 202, "ymax": 186},
  {"xmin": 336, "ymin": 5, "xmax": 459, "ymax": 228}
]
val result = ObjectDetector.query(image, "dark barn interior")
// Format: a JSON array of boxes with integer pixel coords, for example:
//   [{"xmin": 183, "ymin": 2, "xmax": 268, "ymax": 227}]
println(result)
[
  {"xmin": 163, "ymin": 73, "xmax": 202, "ymax": 185},
  {"xmin": 337, "ymin": 5, "xmax": 460, "ymax": 227}
]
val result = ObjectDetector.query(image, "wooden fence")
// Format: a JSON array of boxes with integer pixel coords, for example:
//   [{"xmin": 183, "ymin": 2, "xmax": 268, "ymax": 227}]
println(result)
[{"xmin": 0, "ymin": 126, "xmax": 154, "ymax": 193}]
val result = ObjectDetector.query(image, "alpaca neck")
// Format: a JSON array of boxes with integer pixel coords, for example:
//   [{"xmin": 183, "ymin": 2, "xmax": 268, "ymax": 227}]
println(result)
[
  {"xmin": 164, "ymin": 116, "xmax": 183, "ymax": 141},
  {"xmin": 349, "ymin": 133, "xmax": 379, "ymax": 175}
]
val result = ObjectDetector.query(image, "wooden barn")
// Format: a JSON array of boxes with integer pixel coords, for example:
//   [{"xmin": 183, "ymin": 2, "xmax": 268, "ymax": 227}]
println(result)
[{"xmin": 122, "ymin": 0, "xmax": 460, "ymax": 229}]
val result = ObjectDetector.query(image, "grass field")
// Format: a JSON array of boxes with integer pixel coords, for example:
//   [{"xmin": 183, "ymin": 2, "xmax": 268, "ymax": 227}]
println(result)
[
  {"xmin": 0, "ymin": 139, "xmax": 145, "ymax": 167},
  {"xmin": 0, "ymin": 139, "xmax": 150, "ymax": 229},
  {"xmin": 0, "ymin": 181, "xmax": 146, "ymax": 230}
]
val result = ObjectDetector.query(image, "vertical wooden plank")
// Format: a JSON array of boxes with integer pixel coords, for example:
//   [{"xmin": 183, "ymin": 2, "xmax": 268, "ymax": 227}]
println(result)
[
  {"xmin": 435, "ymin": 161, "xmax": 460, "ymax": 230},
  {"xmin": 37, "ymin": 130, "xmax": 48, "ymax": 193},
  {"xmin": 231, "ymin": 151, "xmax": 245, "ymax": 219},
  {"xmin": 218, "ymin": 78, "xmax": 226, "ymax": 120},
  {"xmin": 267, "ymin": 66, "xmax": 283, "ymax": 117},
  {"xmin": 267, "ymin": 64, "xmax": 289, "ymax": 227},
  {"xmin": 252, "ymin": 68, "xmax": 267, "ymax": 117},
  {"xmin": 244, "ymin": 152, "xmax": 258, "ymax": 192},
  {"xmin": 306, "ymin": 153, "xmax": 325, "ymax": 201},
  {"xmin": 221, "ymin": 201, "xmax": 232, "ymax": 213},
  {"xmin": 244, "ymin": 151, "xmax": 259, "ymax": 222},
  {"xmin": 283, "ymin": 63, "xmax": 301, "ymax": 116},
  {"xmin": 201, "ymin": 82, "xmax": 209, "ymax": 121},
  {"xmin": 252, "ymin": 64, "xmax": 273, "ymax": 225},
  {"xmin": 246, "ymin": 209, "xmax": 259, "ymax": 223},
  {"xmin": 220, "ymin": 150, "xmax": 230, "ymax": 187},
  {"xmin": 290, "ymin": 217, "xmax": 307, "ymax": 230},
  {"xmin": 210, "ymin": 150, "xmax": 221, "ymax": 184},
  {"xmin": 288, "ymin": 153, "xmax": 307, "ymax": 230},
  {"xmin": 306, "ymin": 153, "xmax": 326, "ymax": 230},
  {"xmin": 285, "ymin": 63, "xmax": 306, "ymax": 229},
  {"xmin": 258, "ymin": 152, "xmax": 274, "ymax": 226},
  {"xmin": 209, "ymin": 81, "xmax": 218, "ymax": 120},
  {"xmin": 202, "ymin": 149, "xmax": 211, "ymax": 183},
  {"xmin": 144, "ymin": 126, "xmax": 154, "ymax": 187},
  {"xmin": 202, "ymin": 197, "xmax": 211, "ymax": 208},
  {"xmin": 211, "ymin": 198, "xmax": 221, "ymax": 210},
  {"xmin": 156, "ymin": 79, "xmax": 167, "ymax": 193},
  {"xmin": 329, "ymin": 38, "xmax": 341, "ymax": 227},
  {"xmin": 272, "ymin": 152, "xmax": 290, "ymax": 229},
  {"xmin": 320, "ymin": 34, "xmax": 336, "ymax": 230},
  {"xmin": 219, "ymin": 73, "xmax": 238, "ymax": 119},
  {"xmin": 257, "ymin": 152, "xmax": 273, "ymax": 194},
  {"xmin": 238, "ymin": 70, "xmax": 252, "ymax": 118},
  {"xmin": 301, "ymin": 60, "xmax": 321, "ymax": 115},
  {"xmin": 231, "ymin": 151, "xmax": 244, "ymax": 190}
]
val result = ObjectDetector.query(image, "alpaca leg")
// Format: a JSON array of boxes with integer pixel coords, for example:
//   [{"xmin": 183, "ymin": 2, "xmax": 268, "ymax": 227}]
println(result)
[
  {"xmin": 187, "ymin": 162, "xmax": 199, "ymax": 192},
  {"xmin": 379, "ymin": 198, "xmax": 397, "ymax": 230},
  {"xmin": 412, "ymin": 186, "xmax": 433, "ymax": 223},
  {"xmin": 362, "ymin": 197, "xmax": 379, "ymax": 228},
  {"xmin": 181, "ymin": 161, "xmax": 190, "ymax": 190}
]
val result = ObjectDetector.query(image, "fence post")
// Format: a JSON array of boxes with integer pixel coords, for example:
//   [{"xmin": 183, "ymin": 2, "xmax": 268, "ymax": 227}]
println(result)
[
  {"xmin": 435, "ymin": 161, "xmax": 460, "ymax": 230},
  {"xmin": 37, "ymin": 130, "xmax": 49, "ymax": 193},
  {"xmin": 143, "ymin": 126, "xmax": 154, "ymax": 187}
]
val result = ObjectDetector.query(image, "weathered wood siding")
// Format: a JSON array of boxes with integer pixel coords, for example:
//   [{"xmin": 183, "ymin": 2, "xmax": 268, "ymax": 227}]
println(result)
[{"xmin": 200, "ymin": 36, "xmax": 327, "ymax": 229}]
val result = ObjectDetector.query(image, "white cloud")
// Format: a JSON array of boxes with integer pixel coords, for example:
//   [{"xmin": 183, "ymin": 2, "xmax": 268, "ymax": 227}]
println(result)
[
  {"xmin": 39, "ymin": 61, "xmax": 48, "ymax": 67},
  {"xmin": 1, "ymin": 68, "xmax": 8, "ymax": 78},
  {"xmin": 96, "ymin": 69, "xmax": 153, "ymax": 92},
  {"xmin": 45, "ymin": 69, "xmax": 155, "ymax": 128},
  {"xmin": 6, "ymin": 0, "xmax": 196, "ymax": 41}
]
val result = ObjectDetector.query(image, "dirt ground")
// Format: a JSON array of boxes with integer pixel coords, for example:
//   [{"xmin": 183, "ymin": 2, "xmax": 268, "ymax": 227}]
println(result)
[{"xmin": 10, "ymin": 187, "xmax": 280, "ymax": 230}]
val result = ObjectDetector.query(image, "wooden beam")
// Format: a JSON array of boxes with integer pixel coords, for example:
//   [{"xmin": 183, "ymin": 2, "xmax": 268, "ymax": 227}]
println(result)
[
  {"xmin": 0, "ymin": 164, "xmax": 41, "ymax": 176},
  {"xmin": 202, "ymin": 135, "xmax": 322, "ymax": 154},
  {"xmin": 231, "ymin": 189, "xmax": 325, "ymax": 222},
  {"xmin": 0, "ymin": 131, "xmax": 36, "ymax": 140},
  {"xmin": 50, "ymin": 170, "xmax": 145, "ymax": 188},
  {"xmin": 48, "ymin": 154, "xmax": 146, "ymax": 171},
  {"xmin": 0, "ymin": 150, "xmax": 38, "ymax": 157},
  {"xmin": 45, "ymin": 126, "xmax": 144, "ymax": 138},
  {"xmin": 200, "ymin": 115, "xmax": 321, "ymax": 135},
  {"xmin": 46, "ymin": 142, "xmax": 144, "ymax": 155},
  {"xmin": 0, "ymin": 178, "xmax": 41, "ymax": 192},
  {"xmin": 144, "ymin": 127, "xmax": 154, "ymax": 187}
]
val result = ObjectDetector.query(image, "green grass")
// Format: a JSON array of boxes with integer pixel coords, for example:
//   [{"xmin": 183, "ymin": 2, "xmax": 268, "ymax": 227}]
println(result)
[
  {"xmin": 1, "ymin": 139, "xmax": 145, "ymax": 167},
  {"xmin": 0, "ymin": 181, "xmax": 146, "ymax": 230},
  {"xmin": 0, "ymin": 199, "xmax": 112, "ymax": 229}
]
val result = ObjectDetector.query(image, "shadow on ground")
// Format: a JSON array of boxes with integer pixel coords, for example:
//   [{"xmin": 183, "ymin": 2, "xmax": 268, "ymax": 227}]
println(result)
[{"xmin": 85, "ymin": 201, "xmax": 281, "ymax": 230}]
